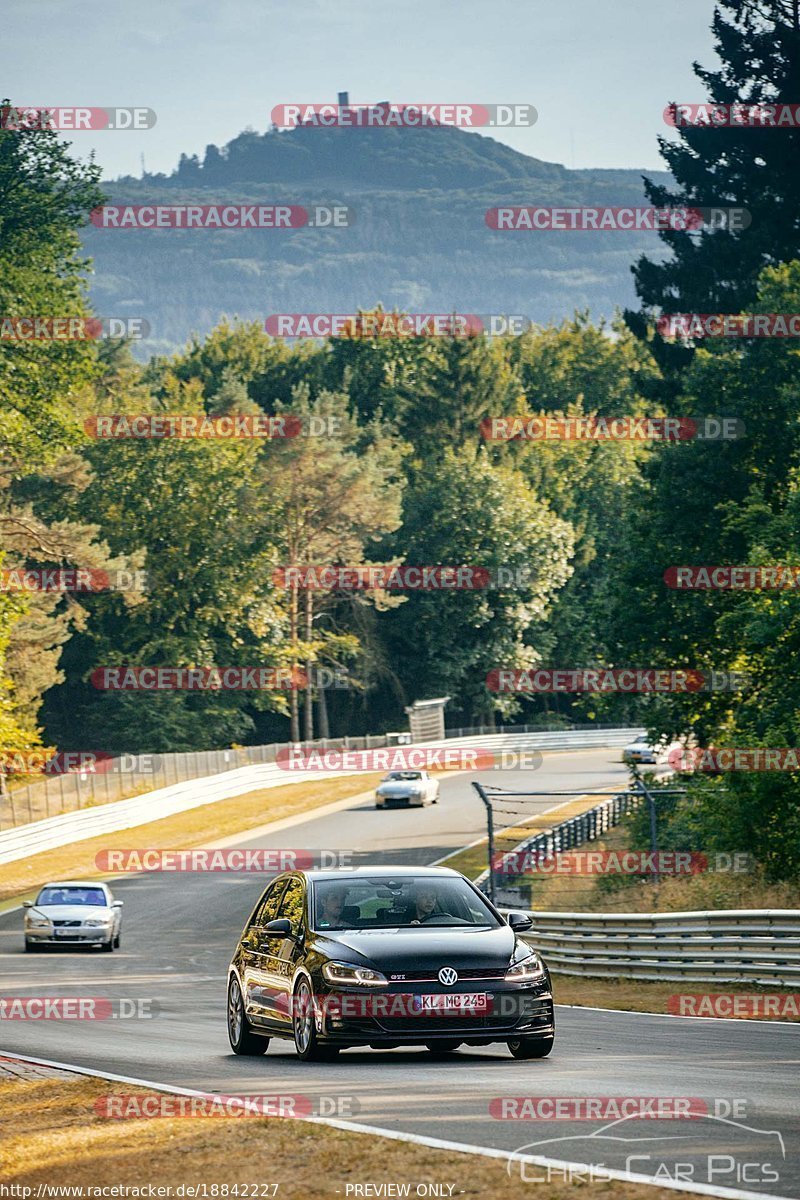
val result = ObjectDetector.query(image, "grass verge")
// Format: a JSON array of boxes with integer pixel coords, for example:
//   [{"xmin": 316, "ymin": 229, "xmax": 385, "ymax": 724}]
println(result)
[
  {"xmin": 0, "ymin": 774, "xmax": 383, "ymax": 905},
  {"xmin": 551, "ymin": 972, "xmax": 800, "ymax": 1020},
  {"xmin": 0, "ymin": 1075, "xmax": 683, "ymax": 1199}
]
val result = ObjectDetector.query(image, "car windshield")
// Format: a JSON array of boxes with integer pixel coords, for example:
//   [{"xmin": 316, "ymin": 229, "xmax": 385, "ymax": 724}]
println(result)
[
  {"xmin": 384, "ymin": 771, "xmax": 422, "ymax": 781},
  {"xmin": 312, "ymin": 876, "xmax": 500, "ymax": 930},
  {"xmin": 37, "ymin": 886, "xmax": 107, "ymax": 907}
]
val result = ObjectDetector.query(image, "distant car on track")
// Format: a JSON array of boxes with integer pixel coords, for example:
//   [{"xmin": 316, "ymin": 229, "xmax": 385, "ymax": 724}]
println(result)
[
  {"xmin": 374, "ymin": 769, "xmax": 439, "ymax": 808},
  {"xmin": 622, "ymin": 734, "xmax": 682, "ymax": 766},
  {"xmin": 23, "ymin": 880, "xmax": 123, "ymax": 952},
  {"xmin": 227, "ymin": 865, "xmax": 554, "ymax": 1061}
]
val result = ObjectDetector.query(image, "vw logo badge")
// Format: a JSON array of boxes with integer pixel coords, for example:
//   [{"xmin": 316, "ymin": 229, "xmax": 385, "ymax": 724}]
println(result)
[{"xmin": 438, "ymin": 966, "xmax": 458, "ymax": 987}]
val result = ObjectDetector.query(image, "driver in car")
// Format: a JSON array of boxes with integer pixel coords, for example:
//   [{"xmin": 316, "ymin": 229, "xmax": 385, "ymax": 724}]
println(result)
[
  {"xmin": 318, "ymin": 887, "xmax": 353, "ymax": 928},
  {"xmin": 406, "ymin": 885, "xmax": 439, "ymax": 924}
]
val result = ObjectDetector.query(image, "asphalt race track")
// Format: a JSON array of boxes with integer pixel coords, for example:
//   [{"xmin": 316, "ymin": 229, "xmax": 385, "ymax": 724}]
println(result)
[{"xmin": 1, "ymin": 748, "xmax": 799, "ymax": 1198}]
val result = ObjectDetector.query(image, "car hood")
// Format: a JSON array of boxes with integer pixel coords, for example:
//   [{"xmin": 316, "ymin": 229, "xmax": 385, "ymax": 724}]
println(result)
[
  {"xmin": 377, "ymin": 782, "xmax": 421, "ymax": 793},
  {"xmin": 313, "ymin": 924, "xmax": 517, "ymax": 970},
  {"xmin": 31, "ymin": 905, "xmax": 110, "ymax": 920}
]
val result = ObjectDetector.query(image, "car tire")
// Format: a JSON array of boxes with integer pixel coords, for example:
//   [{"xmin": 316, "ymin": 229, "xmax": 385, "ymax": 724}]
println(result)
[
  {"xmin": 101, "ymin": 937, "xmax": 114, "ymax": 952},
  {"xmin": 507, "ymin": 1035, "xmax": 554, "ymax": 1060},
  {"xmin": 113, "ymin": 931, "xmax": 121, "ymax": 949},
  {"xmin": 293, "ymin": 979, "xmax": 338, "ymax": 1061},
  {"xmin": 227, "ymin": 976, "xmax": 269, "ymax": 1056},
  {"xmin": 425, "ymin": 1041, "xmax": 461, "ymax": 1055},
  {"xmin": 24, "ymin": 939, "xmax": 39, "ymax": 953}
]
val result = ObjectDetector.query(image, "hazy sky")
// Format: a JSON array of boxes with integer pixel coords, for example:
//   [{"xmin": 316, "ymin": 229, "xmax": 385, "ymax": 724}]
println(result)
[{"xmin": 2, "ymin": 0, "xmax": 718, "ymax": 179}]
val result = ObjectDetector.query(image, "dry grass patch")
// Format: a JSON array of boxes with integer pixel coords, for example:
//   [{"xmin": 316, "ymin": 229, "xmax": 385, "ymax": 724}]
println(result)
[{"xmin": 0, "ymin": 1077, "xmax": 683, "ymax": 1199}]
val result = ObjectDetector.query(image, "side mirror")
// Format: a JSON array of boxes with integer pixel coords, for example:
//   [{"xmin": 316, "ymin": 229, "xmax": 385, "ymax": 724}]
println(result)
[
  {"xmin": 22, "ymin": 900, "xmax": 33, "ymax": 909},
  {"xmin": 507, "ymin": 911, "xmax": 533, "ymax": 932},
  {"xmin": 111, "ymin": 900, "xmax": 124, "ymax": 908},
  {"xmin": 262, "ymin": 918, "xmax": 293, "ymax": 937}
]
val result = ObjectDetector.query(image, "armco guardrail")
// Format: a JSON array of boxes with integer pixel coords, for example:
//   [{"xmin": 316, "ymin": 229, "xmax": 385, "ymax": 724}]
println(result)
[
  {"xmin": 0, "ymin": 726, "xmax": 639, "ymax": 866},
  {"xmin": 518, "ymin": 909, "xmax": 800, "ymax": 986},
  {"xmin": 0, "ymin": 721, "xmax": 638, "ymax": 829}
]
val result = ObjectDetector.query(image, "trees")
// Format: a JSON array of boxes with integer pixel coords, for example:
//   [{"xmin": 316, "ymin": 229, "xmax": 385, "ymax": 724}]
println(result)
[
  {"xmin": 378, "ymin": 448, "xmax": 574, "ymax": 725},
  {"xmin": 264, "ymin": 388, "xmax": 405, "ymax": 740},
  {"xmin": 0, "ymin": 106, "xmax": 106, "ymax": 763},
  {"xmin": 627, "ymin": 1, "xmax": 800, "ymax": 377}
]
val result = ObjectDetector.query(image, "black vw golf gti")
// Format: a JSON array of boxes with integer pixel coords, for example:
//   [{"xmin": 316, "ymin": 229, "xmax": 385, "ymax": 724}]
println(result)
[{"xmin": 226, "ymin": 866, "xmax": 554, "ymax": 1060}]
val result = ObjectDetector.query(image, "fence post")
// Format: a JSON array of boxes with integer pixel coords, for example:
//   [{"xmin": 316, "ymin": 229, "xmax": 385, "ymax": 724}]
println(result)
[
  {"xmin": 472, "ymin": 782, "xmax": 496, "ymax": 906},
  {"xmin": 633, "ymin": 774, "xmax": 660, "ymax": 884}
]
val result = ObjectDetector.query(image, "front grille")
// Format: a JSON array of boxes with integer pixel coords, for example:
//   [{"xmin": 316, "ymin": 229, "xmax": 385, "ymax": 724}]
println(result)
[
  {"xmin": 52, "ymin": 920, "xmax": 81, "ymax": 927},
  {"xmin": 387, "ymin": 967, "xmax": 506, "ymax": 982}
]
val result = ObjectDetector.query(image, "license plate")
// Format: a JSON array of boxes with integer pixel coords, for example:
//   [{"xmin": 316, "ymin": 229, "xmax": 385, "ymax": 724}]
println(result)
[
  {"xmin": 55, "ymin": 928, "xmax": 79, "ymax": 937},
  {"xmin": 412, "ymin": 993, "xmax": 488, "ymax": 1013}
]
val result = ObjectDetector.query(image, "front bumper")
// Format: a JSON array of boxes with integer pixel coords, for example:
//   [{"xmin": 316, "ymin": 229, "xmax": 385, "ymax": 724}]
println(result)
[
  {"xmin": 375, "ymin": 794, "xmax": 424, "ymax": 807},
  {"xmin": 26, "ymin": 928, "xmax": 112, "ymax": 945},
  {"xmin": 314, "ymin": 981, "xmax": 555, "ymax": 1045}
]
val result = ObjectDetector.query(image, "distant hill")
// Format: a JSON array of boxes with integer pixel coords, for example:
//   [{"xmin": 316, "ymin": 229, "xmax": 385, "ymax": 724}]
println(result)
[{"xmin": 83, "ymin": 122, "xmax": 672, "ymax": 356}]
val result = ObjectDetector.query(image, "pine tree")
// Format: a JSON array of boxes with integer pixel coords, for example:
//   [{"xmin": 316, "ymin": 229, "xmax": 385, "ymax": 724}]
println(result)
[{"xmin": 627, "ymin": 1, "xmax": 800, "ymax": 377}]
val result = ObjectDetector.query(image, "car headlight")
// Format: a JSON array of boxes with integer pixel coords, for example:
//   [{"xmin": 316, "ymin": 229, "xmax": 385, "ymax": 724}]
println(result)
[
  {"xmin": 26, "ymin": 918, "xmax": 50, "ymax": 928},
  {"xmin": 322, "ymin": 962, "xmax": 388, "ymax": 987},
  {"xmin": 505, "ymin": 952, "xmax": 546, "ymax": 982},
  {"xmin": 84, "ymin": 917, "xmax": 112, "ymax": 927}
]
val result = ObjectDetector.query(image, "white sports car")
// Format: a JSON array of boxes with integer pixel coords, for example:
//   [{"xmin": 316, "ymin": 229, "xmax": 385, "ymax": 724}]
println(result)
[
  {"xmin": 374, "ymin": 770, "xmax": 440, "ymax": 808},
  {"xmin": 23, "ymin": 880, "xmax": 123, "ymax": 952}
]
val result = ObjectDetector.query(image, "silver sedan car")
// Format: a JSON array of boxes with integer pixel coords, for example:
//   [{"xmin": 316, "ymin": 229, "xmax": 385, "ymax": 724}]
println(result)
[{"xmin": 23, "ymin": 880, "xmax": 123, "ymax": 952}]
